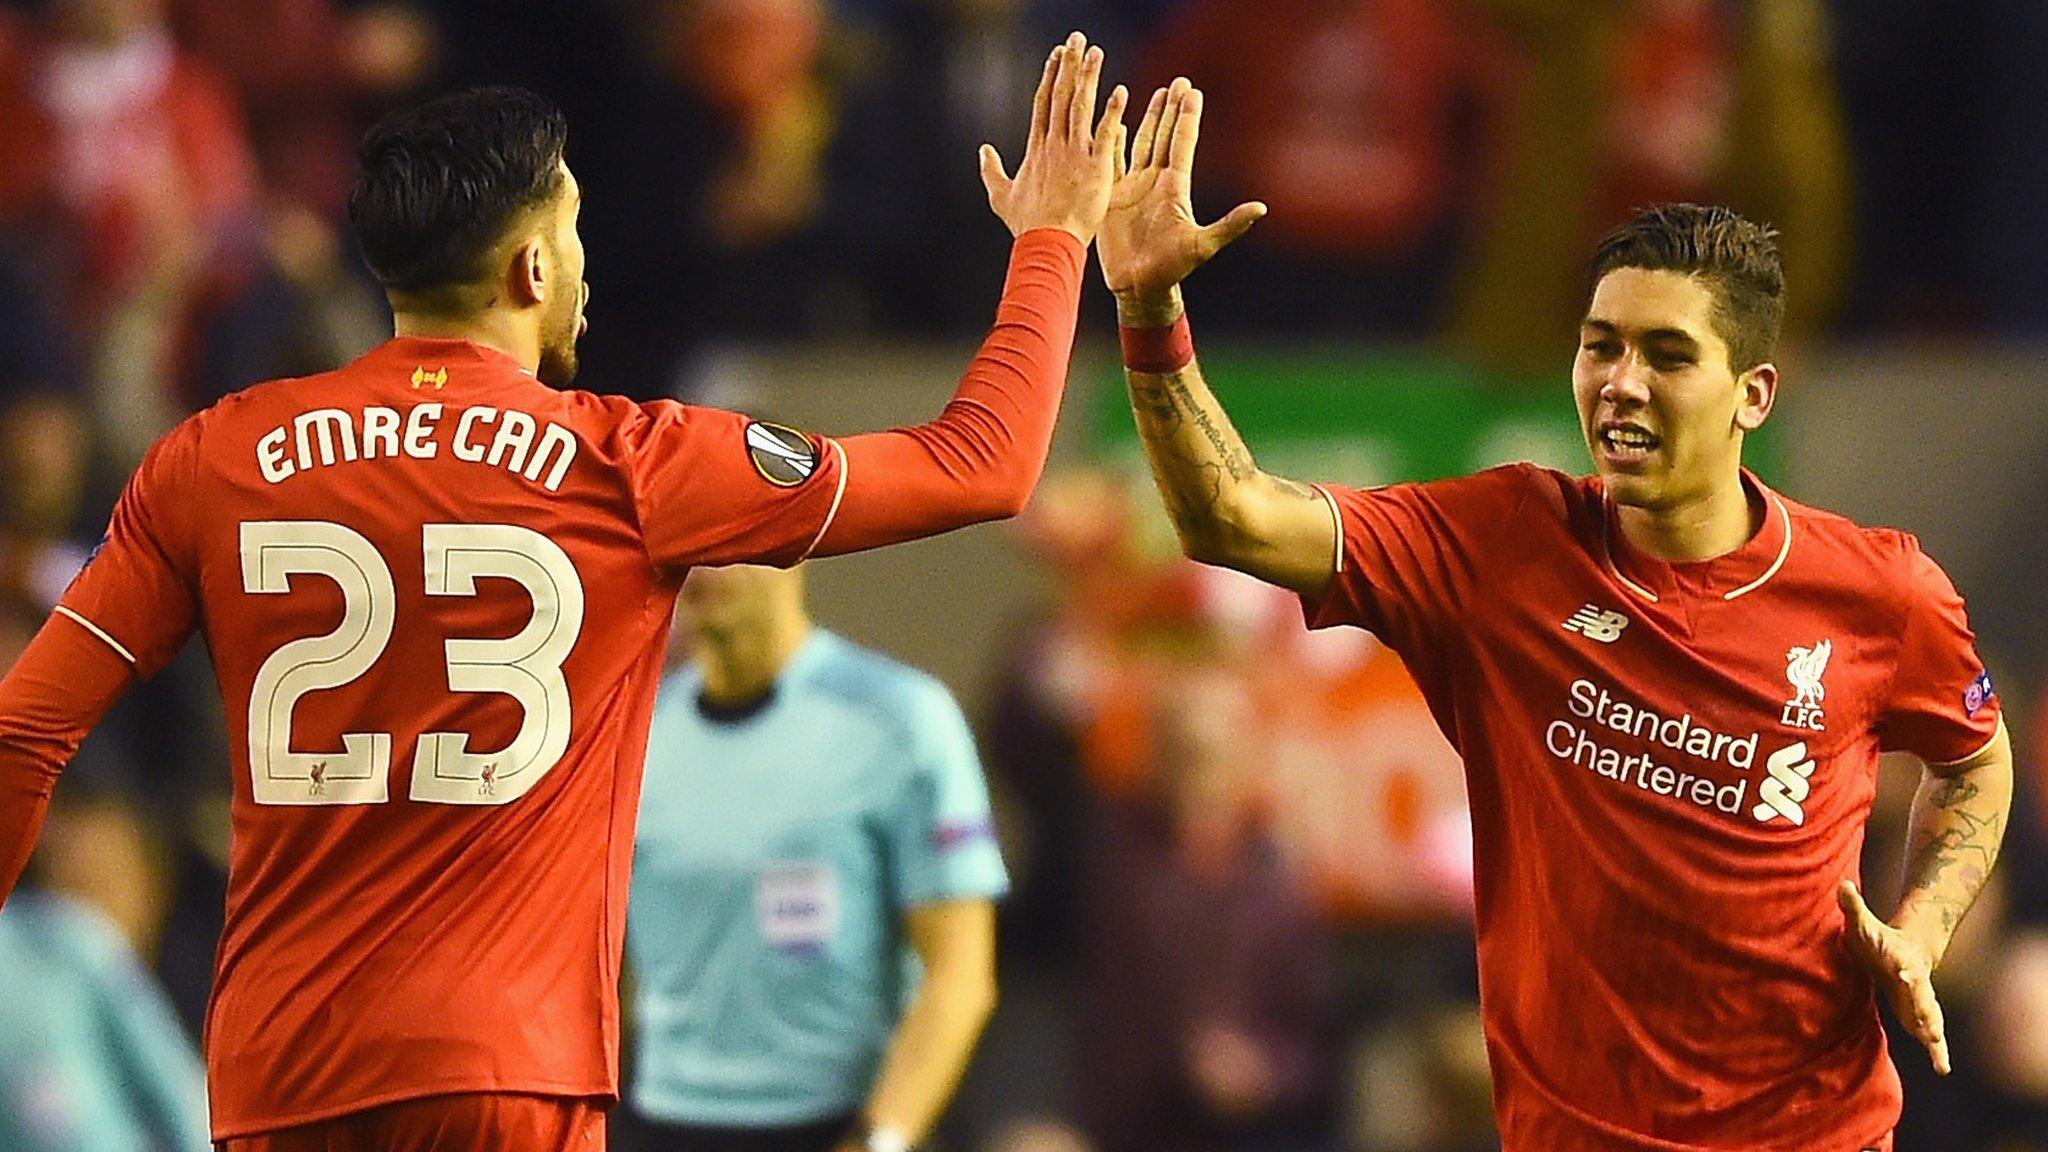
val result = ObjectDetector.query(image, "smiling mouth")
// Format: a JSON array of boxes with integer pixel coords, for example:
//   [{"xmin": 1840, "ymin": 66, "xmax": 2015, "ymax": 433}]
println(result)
[{"xmin": 1598, "ymin": 424, "xmax": 1660, "ymax": 464}]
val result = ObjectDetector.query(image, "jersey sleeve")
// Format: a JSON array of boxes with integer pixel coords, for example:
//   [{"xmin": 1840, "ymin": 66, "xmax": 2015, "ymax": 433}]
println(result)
[
  {"xmin": 1297, "ymin": 465, "xmax": 1534, "ymax": 658},
  {"xmin": 883, "ymin": 680, "xmax": 1009, "ymax": 908},
  {"xmin": 0, "ymin": 616, "xmax": 136, "ymax": 907},
  {"xmin": 1877, "ymin": 540, "xmax": 2001, "ymax": 764},
  {"xmin": 618, "ymin": 400, "xmax": 848, "ymax": 573},
  {"xmin": 815, "ymin": 229, "xmax": 1086, "ymax": 556},
  {"xmin": 56, "ymin": 421, "xmax": 202, "ymax": 678}
]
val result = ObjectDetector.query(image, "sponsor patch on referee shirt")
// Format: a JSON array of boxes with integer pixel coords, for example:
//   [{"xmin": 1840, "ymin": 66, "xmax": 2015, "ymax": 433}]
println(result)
[{"xmin": 745, "ymin": 421, "xmax": 820, "ymax": 488}]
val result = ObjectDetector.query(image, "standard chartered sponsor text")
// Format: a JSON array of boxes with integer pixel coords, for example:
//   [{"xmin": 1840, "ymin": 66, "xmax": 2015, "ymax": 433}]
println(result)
[{"xmin": 1547, "ymin": 678, "xmax": 1757, "ymax": 815}]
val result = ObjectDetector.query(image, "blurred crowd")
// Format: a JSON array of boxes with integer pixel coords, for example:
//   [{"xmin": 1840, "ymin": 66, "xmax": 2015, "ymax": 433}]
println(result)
[{"xmin": 0, "ymin": 1, "xmax": 2044, "ymax": 1151}]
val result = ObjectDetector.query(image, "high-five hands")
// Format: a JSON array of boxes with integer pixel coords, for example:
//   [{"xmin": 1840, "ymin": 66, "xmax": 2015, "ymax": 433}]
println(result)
[
  {"xmin": 1839, "ymin": 880, "xmax": 1951, "ymax": 1075},
  {"xmin": 981, "ymin": 33, "xmax": 1128, "ymax": 245},
  {"xmin": 1097, "ymin": 79, "xmax": 1266, "ymax": 321}
]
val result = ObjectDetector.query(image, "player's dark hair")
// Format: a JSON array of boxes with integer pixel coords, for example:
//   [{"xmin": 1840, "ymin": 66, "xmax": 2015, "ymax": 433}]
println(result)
[
  {"xmin": 349, "ymin": 87, "xmax": 569, "ymax": 293},
  {"xmin": 1588, "ymin": 204, "xmax": 1786, "ymax": 373}
]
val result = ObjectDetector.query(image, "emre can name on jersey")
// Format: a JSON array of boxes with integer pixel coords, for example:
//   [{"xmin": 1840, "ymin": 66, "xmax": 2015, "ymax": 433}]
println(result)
[{"xmin": 255, "ymin": 403, "xmax": 578, "ymax": 491}]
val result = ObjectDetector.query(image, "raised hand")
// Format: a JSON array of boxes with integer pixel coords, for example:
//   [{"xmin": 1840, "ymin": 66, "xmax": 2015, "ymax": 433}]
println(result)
[
  {"xmin": 980, "ymin": 33, "xmax": 1128, "ymax": 245},
  {"xmin": 1839, "ymin": 880, "xmax": 1951, "ymax": 1075},
  {"xmin": 1098, "ymin": 80, "xmax": 1265, "ymax": 322}
]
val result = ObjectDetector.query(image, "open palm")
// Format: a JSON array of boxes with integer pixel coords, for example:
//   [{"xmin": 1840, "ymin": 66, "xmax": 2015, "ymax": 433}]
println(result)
[{"xmin": 1098, "ymin": 80, "xmax": 1265, "ymax": 304}]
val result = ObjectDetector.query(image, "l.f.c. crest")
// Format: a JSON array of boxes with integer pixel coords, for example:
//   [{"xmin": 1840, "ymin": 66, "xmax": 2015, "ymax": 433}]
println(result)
[{"xmin": 1782, "ymin": 640, "xmax": 1832, "ymax": 732}]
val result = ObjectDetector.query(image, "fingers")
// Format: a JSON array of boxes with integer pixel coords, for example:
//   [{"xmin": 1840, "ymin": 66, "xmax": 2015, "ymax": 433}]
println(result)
[
  {"xmin": 1150, "ymin": 77, "xmax": 1190, "ymax": 168},
  {"xmin": 1029, "ymin": 45, "xmax": 1061, "ymax": 144},
  {"xmin": 1907, "ymin": 972, "xmax": 1951, "ymax": 1075},
  {"xmin": 1094, "ymin": 84, "xmax": 1129, "ymax": 177},
  {"xmin": 1048, "ymin": 32, "xmax": 1086, "ymax": 142},
  {"xmin": 1131, "ymin": 86, "xmax": 1167, "ymax": 173},
  {"xmin": 1201, "ymin": 200, "xmax": 1267, "ymax": 253},
  {"xmin": 1838, "ymin": 881, "xmax": 1953, "ymax": 1074},
  {"xmin": 1837, "ymin": 881, "xmax": 1887, "ymax": 954},
  {"xmin": 1168, "ymin": 86, "xmax": 1204, "ymax": 174},
  {"xmin": 978, "ymin": 144, "xmax": 1011, "ymax": 205},
  {"xmin": 1069, "ymin": 42, "xmax": 1104, "ymax": 142}
]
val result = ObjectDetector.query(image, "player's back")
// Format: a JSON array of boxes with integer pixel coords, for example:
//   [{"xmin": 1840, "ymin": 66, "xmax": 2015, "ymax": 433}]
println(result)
[{"xmin": 133, "ymin": 337, "xmax": 826, "ymax": 1137}]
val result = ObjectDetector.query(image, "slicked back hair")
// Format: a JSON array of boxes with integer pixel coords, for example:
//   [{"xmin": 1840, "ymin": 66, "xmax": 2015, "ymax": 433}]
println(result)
[
  {"xmin": 1588, "ymin": 203, "xmax": 1786, "ymax": 373},
  {"xmin": 349, "ymin": 87, "xmax": 569, "ymax": 294}
]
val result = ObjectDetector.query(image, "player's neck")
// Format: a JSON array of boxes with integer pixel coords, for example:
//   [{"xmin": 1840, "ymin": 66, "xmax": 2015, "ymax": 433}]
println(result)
[
  {"xmin": 694, "ymin": 615, "xmax": 813, "ymax": 708},
  {"xmin": 1614, "ymin": 472, "xmax": 1760, "ymax": 562},
  {"xmin": 391, "ymin": 310, "xmax": 542, "ymax": 376}
]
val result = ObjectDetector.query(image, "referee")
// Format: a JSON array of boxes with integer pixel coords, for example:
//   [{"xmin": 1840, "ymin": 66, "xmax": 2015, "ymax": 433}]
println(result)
[{"xmin": 627, "ymin": 562, "xmax": 1008, "ymax": 1152}]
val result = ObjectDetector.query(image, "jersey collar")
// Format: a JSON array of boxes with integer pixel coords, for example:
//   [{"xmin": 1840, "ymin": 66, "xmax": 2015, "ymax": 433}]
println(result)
[
  {"xmin": 1598, "ymin": 469, "xmax": 1793, "ymax": 604},
  {"xmin": 360, "ymin": 335, "xmax": 536, "ymax": 378}
]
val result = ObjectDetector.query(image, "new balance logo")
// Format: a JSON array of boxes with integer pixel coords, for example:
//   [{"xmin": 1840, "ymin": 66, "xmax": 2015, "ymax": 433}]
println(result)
[
  {"xmin": 1753, "ymin": 741, "xmax": 1815, "ymax": 825},
  {"xmin": 1563, "ymin": 604, "xmax": 1630, "ymax": 643}
]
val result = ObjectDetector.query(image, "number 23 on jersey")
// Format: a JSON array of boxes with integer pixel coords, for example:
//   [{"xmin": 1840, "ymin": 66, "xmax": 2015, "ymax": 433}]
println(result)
[{"xmin": 240, "ymin": 520, "xmax": 585, "ymax": 807}]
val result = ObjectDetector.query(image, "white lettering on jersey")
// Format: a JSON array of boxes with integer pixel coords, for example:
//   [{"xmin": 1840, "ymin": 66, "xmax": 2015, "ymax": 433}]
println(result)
[
  {"xmin": 295, "ymin": 409, "xmax": 359, "ymax": 469},
  {"xmin": 452, "ymin": 406, "xmax": 496, "ymax": 462},
  {"xmin": 1549, "ymin": 676, "xmax": 1825, "ymax": 829},
  {"xmin": 403, "ymin": 403, "xmax": 442, "ymax": 458},
  {"xmin": 254, "ymin": 403, "xmax": 577, "ymax": 492},
  {"xmin": 257, "ymin": 427, "xmax": 294, "ymax": 483},
  {"xmin": 362, "ymin": 406, "xmax": 403, "ymax": 460}
]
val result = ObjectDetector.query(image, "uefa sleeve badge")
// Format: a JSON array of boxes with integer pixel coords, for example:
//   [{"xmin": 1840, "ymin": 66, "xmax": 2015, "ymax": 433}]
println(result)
[
  {"xmin": 745, "ymin": 421, "xmax": 820, "ymax": 488},
  {"xmin": 1964, "ymin": 668, "xmax": 1994, "ymax": 718}
]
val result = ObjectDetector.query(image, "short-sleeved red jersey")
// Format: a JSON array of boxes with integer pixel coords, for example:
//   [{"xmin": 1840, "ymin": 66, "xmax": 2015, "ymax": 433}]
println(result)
[
  {"xmin": 1304, "ymin": 464, "xmax": 1999, "ymax": 1152},
  {"xmin": 56, "ymin": 336, "xmax": 865, "ymax": 1137}
]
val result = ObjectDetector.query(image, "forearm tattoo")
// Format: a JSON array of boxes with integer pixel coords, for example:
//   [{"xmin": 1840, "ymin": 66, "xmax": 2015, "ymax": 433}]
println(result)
[
  {"xmin": 1126, "ymin": 366, "xmax": 1321, "ymax": 528},
  {"xmin": 1903, "ymin": 772, "xmax": 2007, "ymax": 935}
]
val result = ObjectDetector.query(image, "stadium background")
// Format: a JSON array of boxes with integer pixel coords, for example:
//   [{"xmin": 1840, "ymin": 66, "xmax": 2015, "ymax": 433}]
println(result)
[{"xmin": 0, "ymin": 1, "xmax": 2043, "ymax": 1150}]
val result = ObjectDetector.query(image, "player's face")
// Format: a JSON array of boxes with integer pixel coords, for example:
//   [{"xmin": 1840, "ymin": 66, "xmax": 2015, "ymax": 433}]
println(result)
[
  {"xmin": 1572, "ymin": 268, "xmax": 1772, "ymax": 511},
  {"xmin": 536, "ymin": 163, "xmax": 589, "ymax": 388}
]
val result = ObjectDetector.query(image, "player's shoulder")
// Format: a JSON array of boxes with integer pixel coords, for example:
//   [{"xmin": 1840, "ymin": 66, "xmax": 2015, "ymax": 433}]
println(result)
[
  {"xmin": 1775, "ymin": 487, "xmax": 1929, "ymax": 572},
  {"xmin": 1438, "ymin": 461, "xmax": 1578, "ymax": 508},
  {"xmin": 167, "ymin": 365, "xmax": 350, "ymax": 443},
  {"xmin": 538, "ymin": 388, "xmax": 737, "ymax": 453},
  {"xmin": 1420, "ymin": 461, "xmax": 1588, "ymax": 529},
  {"xmin": 1772, "ymin": 486, "xmax": 1953, "ymax": 606},
  {"xmin": 1335, "ymin": 461, "xmax": 1570, "ymax": 511}
]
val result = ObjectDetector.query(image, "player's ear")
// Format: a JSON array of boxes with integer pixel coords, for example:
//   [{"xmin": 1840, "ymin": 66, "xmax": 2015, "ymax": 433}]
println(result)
[
  {"xmin": 509, "ymin": 238, "xmax": 548, "ymax": 307},
  {"xmin": 1735, "ymin": 362, "xmax": 1777, "ymax": 432}
]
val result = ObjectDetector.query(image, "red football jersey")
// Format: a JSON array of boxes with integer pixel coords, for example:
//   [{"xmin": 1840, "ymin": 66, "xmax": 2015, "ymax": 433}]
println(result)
[
  {"xmin": 1303, "ymin": 465, "xmax": 2000, "ymax": 1152},
  {"xmin": 57, "ymin": 337, "xmax": 864, "ymax": 1137}
]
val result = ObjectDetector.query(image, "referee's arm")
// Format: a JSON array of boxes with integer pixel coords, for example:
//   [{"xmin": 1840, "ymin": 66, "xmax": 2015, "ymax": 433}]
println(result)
[{"xmin": 845, "ymin": 898, "xmax": 998, "ymax": 1151}]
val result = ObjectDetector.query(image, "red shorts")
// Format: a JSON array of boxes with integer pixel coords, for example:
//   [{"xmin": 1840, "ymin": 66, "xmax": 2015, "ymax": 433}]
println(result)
[{"xmin": 217, "ymin": 1093, "xmax": 606, "ymax": 1152}]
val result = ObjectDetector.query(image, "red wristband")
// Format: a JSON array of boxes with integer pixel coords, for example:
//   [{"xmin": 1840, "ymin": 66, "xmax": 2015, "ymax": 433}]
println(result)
[{"xmin": 1119, "ymin": 312, "xmax": 1195, "ymax": 374}]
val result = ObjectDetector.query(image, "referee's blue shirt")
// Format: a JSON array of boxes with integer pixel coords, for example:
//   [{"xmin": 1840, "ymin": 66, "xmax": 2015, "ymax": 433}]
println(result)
[
  {"xmin": 0, "ymin": 891, "xmax": 210, "ymax": 1152},
  {"xmin": 628, "ymin": 630, "xmax": 1009, "ymax": 1127}
]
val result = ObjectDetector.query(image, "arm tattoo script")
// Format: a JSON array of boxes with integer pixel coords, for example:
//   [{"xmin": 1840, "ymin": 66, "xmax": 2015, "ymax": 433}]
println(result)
[{"xmin": 1126, "ymin": 367, "xmax": 1253, "ymax": 526}]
